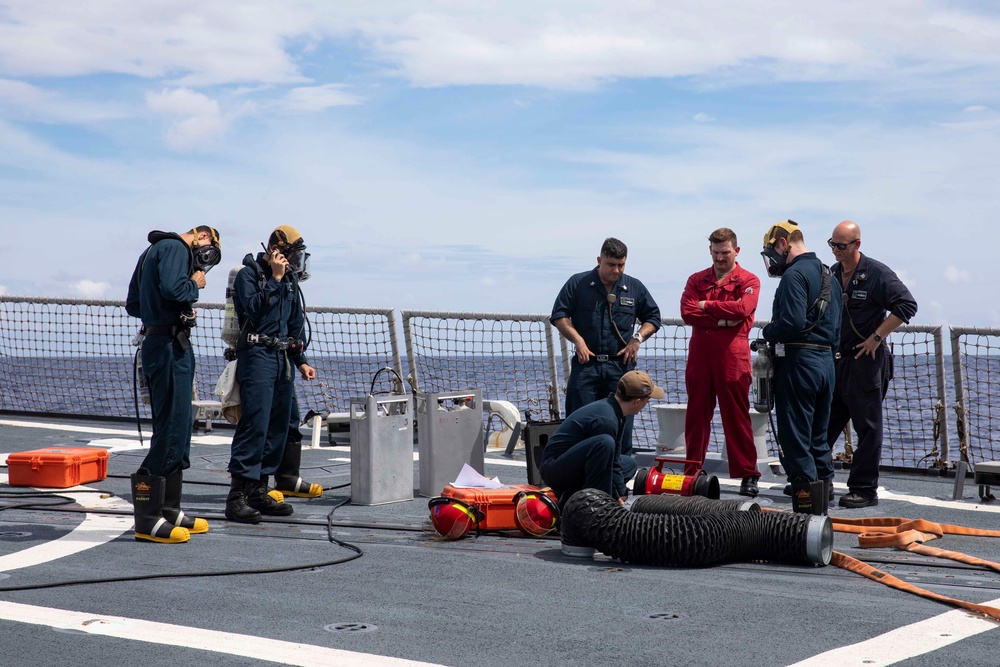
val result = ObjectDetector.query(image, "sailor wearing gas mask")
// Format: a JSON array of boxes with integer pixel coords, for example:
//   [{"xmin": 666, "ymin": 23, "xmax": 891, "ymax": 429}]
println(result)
[
  {"xmin": 225, "ymin": 225, "xmax": 316, "ymax": 524},
  {"xmin": 760, "ymin": 220, "xmax": 841, "ymax": 514},
  {"xmin": 126, "ymin": 226, "xmax": 222, "ymax": 544},
  {"xmin": 827, "ymin": 220, "xmax": 916, "ymax": 509},
  {"xmin": 551, "ymin": 237, "xmax": 661, "ymax": 454}
]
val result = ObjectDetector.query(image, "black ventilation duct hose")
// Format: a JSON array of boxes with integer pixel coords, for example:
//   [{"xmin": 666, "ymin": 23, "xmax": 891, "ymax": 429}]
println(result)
[
  {"xmin": 562, "ymin": 489, "xmax": 831, "ymax": 566},
  {"xmin": 630, "ymin": 494, "xmax": 759, "ymax": 515}
]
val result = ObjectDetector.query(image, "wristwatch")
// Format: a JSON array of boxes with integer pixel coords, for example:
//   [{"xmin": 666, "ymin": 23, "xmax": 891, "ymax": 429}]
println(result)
[
  {"xmin": 632, "ymin": 331, "xmax": 644, "ymax": 343},
  {"xmin": 873, "ymin": 332, "xmax": 882, "ymax": 343}
]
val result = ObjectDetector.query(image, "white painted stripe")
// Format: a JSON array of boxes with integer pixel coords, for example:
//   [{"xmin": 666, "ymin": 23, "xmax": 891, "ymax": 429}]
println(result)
[
  {"xmin": 0, "ymin": 418, "xmax": 231, "ymax": 445},
  {"xmin": 787, "ymin": 598, "xmax": 1000, "ymax": 666},
  {"xmin": 0, "ymin": 601, "xmax": 448, "ymax": 667},
  {"xmin": 0, "ymin": 474, "xmax": 132, "ymax": 573}
]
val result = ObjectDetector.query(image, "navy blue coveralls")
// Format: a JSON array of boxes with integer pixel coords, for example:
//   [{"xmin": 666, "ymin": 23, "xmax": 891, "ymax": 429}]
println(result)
[
  {"xmin": 228, "ymin": 253, "xmax": 307, "ymax": 482},
  {"xmin": 828, "ymin": 254, "xmax": 916, "ymax": 498},
  {"xmin": 763, "ymin": 253, "xmax": 842, "ymax": 483},
  {"xmin": 126, "ymin": 233, "xmax": 200, "ymax": 478},
  {"xmin": 551, "ymin": 268, "xmax": 660, "ymax": 453},
  {"xmin": 539, "ymin": 395, "xmax": 639, "ymax": 505}
]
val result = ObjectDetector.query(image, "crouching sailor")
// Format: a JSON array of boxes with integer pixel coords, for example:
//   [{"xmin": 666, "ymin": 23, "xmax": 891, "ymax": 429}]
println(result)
[
  {"xmin": 126, "ymin": 226, "xmax": 222, "ymax": 543},
  {"xmin": 226, "ymin": 225, "xmax": 316, "ymax": 523},
  {"xmin": 540, "ymin": 370, "xmax": 664, "ymax": 509}
]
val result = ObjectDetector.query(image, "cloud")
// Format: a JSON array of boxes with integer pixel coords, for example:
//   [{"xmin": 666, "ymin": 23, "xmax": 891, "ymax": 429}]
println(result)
[
  {"xmin": 0, "ymin": 284, "xmax": 7, "ymax": 296},
  {"xmin": 72, "ymin": 279, "xmax": 111, "ymax": 298},
  {"xmin": 0, "ymin": 2, "xmax": 311, "ymax": 86},
  {"xmin": 944, "ymin": 266, "xmax": 972, "ymax": 283},
  {"xmin": 281, "ymin": 84, "xmax": 363, "ymax": 113},
  {"xmin": 694, "ymin": 112, "xmax": 715, "ymax": 123},
  {"xmin": 1, "ymin": 2, "xmax": 999, "ymax": 93},
  {"xmin": 146, "ymin": 88, "xmax": 238, "ymax": 150},
  {"xmin": 964, "ymin": 105, "xmax": 988, "ymax": 112}
]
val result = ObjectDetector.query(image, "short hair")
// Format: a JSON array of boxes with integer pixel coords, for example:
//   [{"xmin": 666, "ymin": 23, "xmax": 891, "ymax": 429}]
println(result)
[
  {"xmin": 600, "ymin": 237, "xmax": 627, "ymax": 259},
  {"xmin": 709, "ymin": 228, "xmax": 737, "ymax": 246}
]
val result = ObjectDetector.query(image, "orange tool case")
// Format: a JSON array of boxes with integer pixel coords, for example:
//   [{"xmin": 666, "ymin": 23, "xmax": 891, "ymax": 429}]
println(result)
[
  {"xmin": 6, "ymin": 446, "xmax": 110, "ymax": 488},
  {"xmin": 441, "ymin": 484, "xmax": 557, "ymax": 531}
]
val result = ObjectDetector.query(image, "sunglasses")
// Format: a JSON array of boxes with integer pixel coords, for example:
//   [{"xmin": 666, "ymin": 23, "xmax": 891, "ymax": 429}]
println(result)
[{"xmin": 827, "ymin": 238, "xmax": 859, "ymax": 251}]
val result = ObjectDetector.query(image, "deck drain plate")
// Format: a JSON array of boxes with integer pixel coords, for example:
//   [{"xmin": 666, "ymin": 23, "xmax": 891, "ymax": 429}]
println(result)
[
  {"xmin": 648, "ymin": 612, "xmax": 682, "ymax": 621},
  {"xmin": 325, "ymin": 622, "xmax": 378, "ymax": 633}
]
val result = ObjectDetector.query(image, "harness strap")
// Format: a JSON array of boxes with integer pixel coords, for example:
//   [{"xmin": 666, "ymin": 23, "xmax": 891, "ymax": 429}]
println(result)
[
  {"xmin": 831, "ymin": 551, "xmax": 1000, "ymax": 622},
  {"xmin": 829, "ymin": 515, "xmax": 1000, "ymax": 621}
]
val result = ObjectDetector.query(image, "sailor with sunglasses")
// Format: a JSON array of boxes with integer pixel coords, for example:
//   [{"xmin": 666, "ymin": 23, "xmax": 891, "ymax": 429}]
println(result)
[{"xmin": 827, "ymin": 220, "xmax": 917, "ymax": 509}]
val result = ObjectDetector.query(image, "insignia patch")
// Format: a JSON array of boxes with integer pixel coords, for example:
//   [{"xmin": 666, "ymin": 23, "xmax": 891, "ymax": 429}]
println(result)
[
  {"xmin": 620, "ymin": 297, "xmax": 635, "ymax": 307},
  {"xmin": 745, "ymin": 287, "xmax": 754, "ymax": 294},
  {"xmin": 852, "ymin": 290, "xmax": 868, "ymax": 300},
  {"xmin": 858, "ymin": 273, "xmax": 866, "ymax": 281}
]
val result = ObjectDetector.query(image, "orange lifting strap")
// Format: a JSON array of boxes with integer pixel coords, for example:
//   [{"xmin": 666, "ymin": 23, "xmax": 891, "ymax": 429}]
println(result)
[{"xmin": 830, "ymin": 516, "xmax": 1000, "ymax": 622}]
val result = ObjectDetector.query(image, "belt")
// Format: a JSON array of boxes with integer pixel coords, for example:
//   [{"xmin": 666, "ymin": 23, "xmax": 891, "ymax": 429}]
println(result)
[
  {"xmin": 245, "ymin": 333, "xmax": 300, "ymax": 351},
  {"xmin": 784, "ymin": 342, "xmax": 832, "ymax": 352},
  {"xmin": 143, "ymin": 325, "xmax": 185, "ymax": 336},
  {"xmin": 142, "ymin": 325, "xmax": 191, "ymax": 351}
]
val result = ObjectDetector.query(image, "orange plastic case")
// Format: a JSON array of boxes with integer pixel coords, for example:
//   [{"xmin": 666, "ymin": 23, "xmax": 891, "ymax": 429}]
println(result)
[
  {"xmin": 6, "ymin": 447, "xmax": 109, "ymax": 488},
  {"xmin": 440, "ymin": 484, "xmax": 557, "ymax": 532}
]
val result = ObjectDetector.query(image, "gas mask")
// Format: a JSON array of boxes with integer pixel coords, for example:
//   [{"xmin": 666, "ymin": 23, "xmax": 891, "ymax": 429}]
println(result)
[
  {"xmin": 192, "ymin": 241, "xmax": 222, "ymax": 274},
  {"xmin": 279, "ymin": 240, "xmax": 309, "ymax": 281},
  {"xmin": 761, "ymin": 243, "xmax": 789, "ymax": 277}
]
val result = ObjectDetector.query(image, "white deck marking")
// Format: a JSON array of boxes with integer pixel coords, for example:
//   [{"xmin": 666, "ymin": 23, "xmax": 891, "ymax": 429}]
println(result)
[
  {"xmin": 0, "ymin": 474, "xmax": 131, "ymax": 573},
  {"xmin": 0, "ymin": 418, "xmax": 230, "ymax": 445},
  {"xmin": 0, "ymin": 601, "xmax": 448, "ymax": 667},
  {"xmin": 787, "ymin": 599, "xmax": 1000, "ymax": 666}
]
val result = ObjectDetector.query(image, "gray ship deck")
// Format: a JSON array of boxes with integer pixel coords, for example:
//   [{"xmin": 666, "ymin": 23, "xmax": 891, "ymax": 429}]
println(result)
[{"xmin": 2, "ymin": 415, "xmax": 1000, "ymax": 667}]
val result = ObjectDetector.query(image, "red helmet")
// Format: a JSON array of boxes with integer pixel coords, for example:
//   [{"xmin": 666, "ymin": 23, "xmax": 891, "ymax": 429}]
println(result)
[
  {"xmin": 428, "ymin": 497, "xmax": 482, "ymax": 540},
  {"xmin": 513, "ymin": 490, "xmax": 560, "ymax": 537}
]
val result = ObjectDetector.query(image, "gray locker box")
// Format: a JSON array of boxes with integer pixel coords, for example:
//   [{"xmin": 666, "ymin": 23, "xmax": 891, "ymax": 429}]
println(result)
[
  {"xmin": 350, "ymin": 394, "xmax": 414, "ymax": 505},
  {"xmin": 417, "ymin": 390, "xmax": 484, "ymax": 497}
]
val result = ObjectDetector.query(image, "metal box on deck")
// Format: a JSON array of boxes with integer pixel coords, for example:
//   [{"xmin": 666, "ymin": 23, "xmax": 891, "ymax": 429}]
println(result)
[
  {"xmin": 417, "ymin": 390, "xmax": 484, "ymax": 497},
  {"xmin": 350, "ymin": 394, "xmax": 414, "ymax": 505},
  {"xmin": 524, "ymin": 419, "xmax": 563, "ymax": 486}
]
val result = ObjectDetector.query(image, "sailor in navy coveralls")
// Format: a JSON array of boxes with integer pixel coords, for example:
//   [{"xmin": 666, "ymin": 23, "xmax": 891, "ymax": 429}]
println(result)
[
  {"xmin": 541, "ymin": 370, "xmax": 665, "ymax": 507},
  {"xmin": 760, "ymin": 221, "xmax": 842, "ymax": 499},
  {"xmin": 827, "ymin": 220, "xmax": 917, "ymax": 509},
  {"xmin": 550, "ymin": 238, "xmax": 660, "ymax": 453}
]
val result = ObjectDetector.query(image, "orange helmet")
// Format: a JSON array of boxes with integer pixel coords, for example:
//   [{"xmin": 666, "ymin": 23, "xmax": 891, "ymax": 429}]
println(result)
[
  {"xmin": 513, "ymin": 490, "xmax": 560, "ymax": 537},
  {"xmin": 428, "ymin": 497, "xmax": 483, "ymax": 540}
]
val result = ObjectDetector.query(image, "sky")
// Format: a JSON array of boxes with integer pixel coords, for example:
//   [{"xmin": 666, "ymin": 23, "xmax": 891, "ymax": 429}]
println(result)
[{"xmin": 1, "ymin": 1, "xmax": 998, "ymax": 326}]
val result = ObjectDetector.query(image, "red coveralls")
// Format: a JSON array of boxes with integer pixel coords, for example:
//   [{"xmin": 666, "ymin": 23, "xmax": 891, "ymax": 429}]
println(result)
[{"xmin": 680, "ymin": 263, "xmax": 761, "ymax": 479}]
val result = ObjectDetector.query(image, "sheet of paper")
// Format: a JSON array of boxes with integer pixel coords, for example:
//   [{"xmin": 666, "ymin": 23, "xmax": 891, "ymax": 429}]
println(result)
[{"xmin": 451, "ymin": 463, "xmax": 504, "ymax": 489}]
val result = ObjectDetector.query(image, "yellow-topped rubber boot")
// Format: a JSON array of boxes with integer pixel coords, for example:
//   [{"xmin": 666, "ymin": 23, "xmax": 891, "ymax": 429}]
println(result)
[
  {"xmin": 275, "ymin": 475, "xmax": 323, "ymax": 498},
  {"xmin": 131, "ymin": 470, "xmax": 191, "ymax": 544},
  {"xmin": 163, "ymin": 470, "xmax": 209, "ymax": 534}
]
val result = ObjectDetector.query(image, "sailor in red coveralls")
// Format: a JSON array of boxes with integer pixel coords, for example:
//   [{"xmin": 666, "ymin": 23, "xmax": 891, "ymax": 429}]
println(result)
[{"xmin": 680, "ymin": 228, "xmax": 762, "ymax": 497}]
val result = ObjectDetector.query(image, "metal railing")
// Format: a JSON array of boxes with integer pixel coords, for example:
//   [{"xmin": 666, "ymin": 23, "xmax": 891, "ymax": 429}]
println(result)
[{"xmin": 0, "ymin": 295, "xmax": 982, "ymax": 470}]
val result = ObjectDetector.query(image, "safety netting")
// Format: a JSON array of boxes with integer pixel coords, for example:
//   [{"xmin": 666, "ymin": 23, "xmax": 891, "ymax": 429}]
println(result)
[
  {"xmin": 950, "ymin": 327, "xmax": 1000, "ymax": 466},
  {"xmin": 0, "ymin": 297, "xmax": 401, "ymax": 424},
  {"xmin": 401, "ymin": 311, "xmax": 560, "ymax": 422},
  {"xmin": 0, "ymin": 296, "xmax": 966, "ymax": 470}
]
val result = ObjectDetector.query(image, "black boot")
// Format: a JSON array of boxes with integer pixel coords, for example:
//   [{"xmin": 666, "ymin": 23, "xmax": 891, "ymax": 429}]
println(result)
[
  {"xmin": 225, "ymin": 476, "xmax": 262, "ymax": 524},
  {"xmin": 163, "ymin": 470, "xmax": 209, "ymax": 534},
  {"xmin": 275, "ymin": 432, "xmax": 323, "ymax": 498},
  {"xmin": 131, "ymin": 469, "xmax": 190, "ymax": 544},
  {"xmin": 247, "ymin": 475, "xmax": 294, "ymax": 516},
  {"xmin": 790, "ymin": 476, "xmax": 828, "ymax": 515}
]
